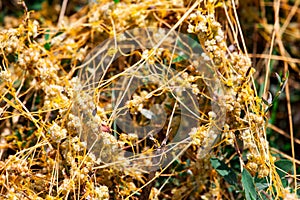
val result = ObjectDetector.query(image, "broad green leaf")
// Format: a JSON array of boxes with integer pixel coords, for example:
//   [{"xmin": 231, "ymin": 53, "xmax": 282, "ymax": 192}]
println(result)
[
  {"xmin": 275, "ymin": 159, "xmax": 293, "ymax": 179},
  {"xmin": 210, "ymin": 158, "xmax": 237, "ymax": 185},
  {"xmin": 242, "ymin": 169, "xmax": 258, "ymax": 200},
  {"xmin": 256, "ymin": 182, "xmax": 269, "ymax": 190},
  {"xmin": 254, "ymin": 176, "xmax": 269, "ymax": 191}
]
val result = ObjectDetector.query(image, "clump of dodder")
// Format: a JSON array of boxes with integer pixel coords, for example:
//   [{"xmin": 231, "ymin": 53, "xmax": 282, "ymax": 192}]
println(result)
[
  {"xmin": 0, "ymin": 0, "xmax": 289, "ymax": 199},
  {"xmin": 187, "ymin": 1, "xmax": 271, "ymax": 179}
]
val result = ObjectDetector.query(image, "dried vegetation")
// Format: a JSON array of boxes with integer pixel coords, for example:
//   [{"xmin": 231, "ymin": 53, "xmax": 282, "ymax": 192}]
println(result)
[{"xmin": 0, "ymin": 0, "xmax": 299, "ymax": 199}]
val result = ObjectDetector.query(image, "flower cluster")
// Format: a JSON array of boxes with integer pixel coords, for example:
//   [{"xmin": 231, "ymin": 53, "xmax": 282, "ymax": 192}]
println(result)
[
  {"xmin": 0, "ymin": 29, "xmax": 19, "ymax": 54},
  {"xmin": 49, "ymin": 122, "xmax": 67, "ymax": 143},
  {"xmin": 126, "ymin": 91, "xmax": 149, "ymax": 114},
  {"xmin": 187, "ymin": 2, "xmax": 271, "ymax": 178},
  {"xmin": 0, "ymin": 70, "xmax": 11, "ymax": 83}
]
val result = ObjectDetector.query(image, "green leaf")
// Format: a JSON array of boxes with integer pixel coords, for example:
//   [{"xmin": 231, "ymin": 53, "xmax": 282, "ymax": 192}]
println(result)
[
  {"xmin": 254, "ymin": 176, "xmax": 269, "ymax": 191},
  {"xmin": 210, "ymin": 158, "xmax": 237, "ymax": 185},
  {"xmin": 172, "ymin": 54, "xmax": 189, "ymax": 63},
  {"xmin": 256, "ymin": 182, "xmax": 269, "ymax": 191},
  {"xmin": 275, "ymin": 72, "xmax": 281, "ymax": 83},
  {"xmin": 242, "ymin": 169, "xmax": 258, "ymax": 200},
  {"xmin": 44, "ymin": 30, "xmax": 51, "ymax": 50},
  {"xmin": 28, "ymin": 0, "xmax": 44, "ymax": 10},
  {"xmin": 275, "ymin": 159, "xmax": 293, "ymax": 178},
  {"xmin": 44, "ymin": 43, "xmax": 51, "ymax": 50},
  {"xmin": 45, "ymin": 29, "xmax": 50, "ymax": 41},
  {"xmin": 14, "ymin": 130, "xmax": 22, "ymax": 141}
]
